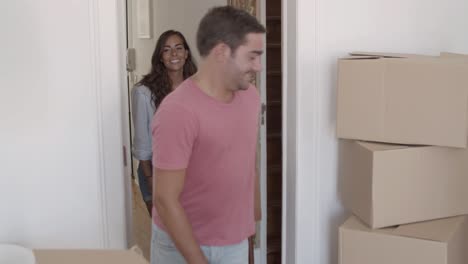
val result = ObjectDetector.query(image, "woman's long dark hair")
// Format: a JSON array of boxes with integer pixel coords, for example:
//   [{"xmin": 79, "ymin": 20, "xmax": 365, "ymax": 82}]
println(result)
[{"xmin": 136, "ymin": 30, "xmax": 197, "ymax": 110}]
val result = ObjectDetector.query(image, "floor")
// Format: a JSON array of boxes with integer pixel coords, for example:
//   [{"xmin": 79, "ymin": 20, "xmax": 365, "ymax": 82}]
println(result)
[{"xmin": 132, "ymin": 179, "xmax": 152, "ymax": 261}]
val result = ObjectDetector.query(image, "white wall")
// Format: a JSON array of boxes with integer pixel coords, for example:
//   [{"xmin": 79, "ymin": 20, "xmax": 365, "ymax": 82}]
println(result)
[
  {"xmin": 129, "ymin": 0, "xmax": 226, "ymax": 79},
  {"xmin": 0, "ymin": 0, "xmax": 128, "ymax": 249},
  {"xmin": 285, "ymin": 0, "xmax": 468, "ymax": 263}
]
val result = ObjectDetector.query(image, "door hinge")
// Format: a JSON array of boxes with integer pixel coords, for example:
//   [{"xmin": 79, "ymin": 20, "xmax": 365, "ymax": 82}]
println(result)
[
  {"xmin": 261, "ymin": 103, "xmax": 267, "ymax": 125},
  {"xmin": 126, "ymin": 48, "xmax": 136, "ymax": 72},
  {"xmin": 122, "ymin": 145, "xmax": 128, "ymax": 167}
]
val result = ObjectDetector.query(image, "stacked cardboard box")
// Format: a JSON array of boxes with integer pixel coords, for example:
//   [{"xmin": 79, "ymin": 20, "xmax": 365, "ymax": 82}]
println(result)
[{"xmin": 336, "ymin": 52, "xmax": 468, "ymax": 264}]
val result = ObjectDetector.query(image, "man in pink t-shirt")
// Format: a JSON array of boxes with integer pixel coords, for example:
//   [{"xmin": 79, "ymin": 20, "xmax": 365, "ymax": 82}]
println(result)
[{"xmin": 150, "ymin": 6, "xmax": 266, "ymax": 264}]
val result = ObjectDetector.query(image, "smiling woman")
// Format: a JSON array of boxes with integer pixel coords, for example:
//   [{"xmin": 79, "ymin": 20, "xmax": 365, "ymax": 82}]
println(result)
[
  {"xmin": 161, "ymin": 36, "xmax": 189, "ymax": 74},
  {"xmin": 131, "ymin": 30, "xmax": 197, "ymax": 215}
]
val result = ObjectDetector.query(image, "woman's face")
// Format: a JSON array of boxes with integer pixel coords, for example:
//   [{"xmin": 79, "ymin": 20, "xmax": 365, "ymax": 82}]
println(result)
[{"xmin": 160, "ymin": 34, "xmax": 189, "ymax": 73}]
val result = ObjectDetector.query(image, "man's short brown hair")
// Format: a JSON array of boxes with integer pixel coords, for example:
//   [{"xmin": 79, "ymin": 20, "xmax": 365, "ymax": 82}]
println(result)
[{"xmin": 196, "ymin": 6, "xmax": 266, "ymax": 57}]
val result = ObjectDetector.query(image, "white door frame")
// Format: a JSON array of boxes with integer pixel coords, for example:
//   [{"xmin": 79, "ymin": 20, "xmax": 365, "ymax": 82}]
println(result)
[
  {"xmin": 87, "ymin": 0, "xmax": 133, "ymax": 248},
  {"xmin": 257, "ymin": 2, "xmax": 267, "ymax": 264},
  {"xmin": 282, "ymin": 0, "xmax": 299, "ymax": 263},
  {"xmin": 109, "ymin": 0, "xmax": 304, "ymax": 261},
  {"xmin": 117, "ymin": 0, "xmax": 135, "ymax": 248}
]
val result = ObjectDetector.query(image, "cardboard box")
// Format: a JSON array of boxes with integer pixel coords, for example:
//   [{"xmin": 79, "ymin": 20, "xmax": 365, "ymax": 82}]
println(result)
[
  {"xmin": 34, "ymin": 250, "xmax": 149, "ymax": 264},
  {"xmin": 336, "ymin": 52, "xmax": 468, "ymax": 148},
  {"xmin": 341, "ymin": 140, "xmax": 468, "ymax": 228},
  {"xmin": 339, "ymin": 215, "xmax": 468, "ymax": 264}
]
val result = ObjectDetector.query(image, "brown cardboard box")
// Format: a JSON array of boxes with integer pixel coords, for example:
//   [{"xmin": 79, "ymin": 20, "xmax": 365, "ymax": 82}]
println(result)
[
  {"xmin": 339, "ymin": 216, "xmax": 468, "ymax": 264},
  {"xmin": 34, "ymin": 250, "xmax": 149, "ymax": 264},
  {"xmin": 336, "ymin": 52, "xmax": 468, "ymax": 148},
  {"xmin": 339, "ymin": 215, "xmax": 468, "ymax": 264},
  {"xmin": 341, "ymin": 140, "xmax": 468, "ymax": 228}
]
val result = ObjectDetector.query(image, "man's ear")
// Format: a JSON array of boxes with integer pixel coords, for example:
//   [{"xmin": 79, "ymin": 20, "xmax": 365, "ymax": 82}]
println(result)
[{"xmin": 212, "ymin": 43, "xmax": 231, "ymax": 62}]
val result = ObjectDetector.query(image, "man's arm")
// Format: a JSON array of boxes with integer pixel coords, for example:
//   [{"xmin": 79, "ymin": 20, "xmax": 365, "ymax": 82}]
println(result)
[{"xmin": 153, "ymin": 168, "xmax": 208, "ymax": 264}]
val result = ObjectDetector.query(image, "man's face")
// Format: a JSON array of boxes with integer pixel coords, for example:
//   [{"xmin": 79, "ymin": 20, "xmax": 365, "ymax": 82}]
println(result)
[{"xmin": 225, "ymin": 33, "xmax": 264, "ymax": 91}]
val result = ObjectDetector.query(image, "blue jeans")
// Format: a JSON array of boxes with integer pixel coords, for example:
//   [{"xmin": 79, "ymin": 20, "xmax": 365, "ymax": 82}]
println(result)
[
  {"xmin": 137, "ymin": 165, "xmax": 152, "ymax": 203},
  {"xmin": 150, "ymin": 223, "xmax": 248, "ymax": 264}
]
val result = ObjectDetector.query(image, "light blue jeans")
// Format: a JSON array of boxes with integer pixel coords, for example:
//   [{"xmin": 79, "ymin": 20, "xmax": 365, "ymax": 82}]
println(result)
[
  {"xmin": 150, "ymin": 223, "xmax": 248, "ymax": 264},
  {"xmin": 137, "ymin": 164, "xmax": 152, "ymax": 203}
]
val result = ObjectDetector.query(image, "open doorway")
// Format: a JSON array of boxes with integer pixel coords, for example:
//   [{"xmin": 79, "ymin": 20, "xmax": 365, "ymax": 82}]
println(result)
[{"xmin": 123, "ymin": 1, "xmax": 282, "ymax": 263}]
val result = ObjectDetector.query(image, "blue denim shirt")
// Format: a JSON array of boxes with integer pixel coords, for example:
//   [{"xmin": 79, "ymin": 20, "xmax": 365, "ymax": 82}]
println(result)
[{"xmin": 131, "ymin": 85, "xmax": 156, "ymax": 161}]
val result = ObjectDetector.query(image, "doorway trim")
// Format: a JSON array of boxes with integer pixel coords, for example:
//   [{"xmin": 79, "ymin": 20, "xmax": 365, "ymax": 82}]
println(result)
[
  {"xmin": 89, "ymin": 0, "xmax": 132, "ymax": 248},
  {"xmin": 110, "ymin": 0, "xmax": 305, "ymax": 260},
  {"xmin": 282, "ymin": 0, "xmax": 298, "ymax": 263}
]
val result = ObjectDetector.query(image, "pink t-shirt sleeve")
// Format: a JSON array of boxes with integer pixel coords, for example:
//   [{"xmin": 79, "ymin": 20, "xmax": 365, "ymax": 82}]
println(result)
[{"xmin": 151, "ymin": 101, "xmax": 197, "ymax": 170}]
